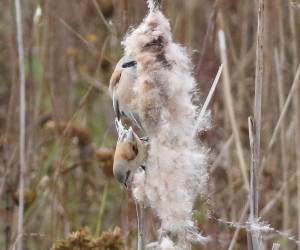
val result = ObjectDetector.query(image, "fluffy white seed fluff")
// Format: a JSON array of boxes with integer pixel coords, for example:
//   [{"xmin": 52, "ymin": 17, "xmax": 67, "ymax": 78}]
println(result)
[
  {"xmin": 132, "ymin": 170, "xmax": 146, "ymax": 201},
  {"xmin": 160, "ymin": 237, "xmax": 175, "ymax": 250},
  {"xmin": 122, "ymin": 0, "xmax": 210, "ymax": 246}
]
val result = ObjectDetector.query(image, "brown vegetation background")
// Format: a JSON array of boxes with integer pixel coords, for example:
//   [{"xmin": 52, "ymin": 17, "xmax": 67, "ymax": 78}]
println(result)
[{"xmin": 0, "ymin": 0, "xmax": 299, "ymax": 249}]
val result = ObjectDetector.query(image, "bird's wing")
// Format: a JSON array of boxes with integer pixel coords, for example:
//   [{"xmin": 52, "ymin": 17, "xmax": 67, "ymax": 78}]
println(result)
[
  {"xmin": 124, "ymin": 111, "xmax": 144, "ymax": 131},
  {"xmin": 113, "ymin": 93, "xmax": 143, "ymax": 131},
  {"xmin": 112, "ymin": 92, "xmax": 121, "ymax": 120}
]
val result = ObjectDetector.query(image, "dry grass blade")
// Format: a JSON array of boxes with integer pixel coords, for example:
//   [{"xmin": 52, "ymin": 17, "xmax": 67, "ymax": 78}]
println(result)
[
  {"xmin": 193, "ymin": 64, "xmax": 223, "ymax": 137},
  {"xmin": 261, "ymin": 168, "xmax": 300, "ymax": 216},
  {"xmin": 92, "ymin": 0, "xmax": 112, "ymax": 32},
  {"xmin": 259, "ymin": 64, "xmax": 300, "ymax": 177},
  {"xmin": 210, "ymin": 133, "xmax": 234, "ymax": 173},
  {"xmin": 249, "ymin": 0, "xmax": 265, "ymax": 247},
  {"xmin": 275, "ymin": 48, "xmax": 289, "ymax": 240},
  {"xmin": 58, "ymin": 18, "xmax": 103, "ymax": 56},
  {"xmin": 195, "ymin": 8, "xmax": 218, "ymax": 80},
  {"xmin": 248, "ymin": 117, "xmax": 260, "ymax": 249},
  {"xmin": 82, "ymin": 75, "xmax": 109, "ymax": 95},
  {"xmin": 217, "ymin": 19, "xmax": 250, "ymax": 191},
  {"xmin": 296, "ymin": 89, "xmax": 300, "ymax": 250},
  {"xmin": 288, "ymin": 5, "xmax": 300, "ymax": 249}
]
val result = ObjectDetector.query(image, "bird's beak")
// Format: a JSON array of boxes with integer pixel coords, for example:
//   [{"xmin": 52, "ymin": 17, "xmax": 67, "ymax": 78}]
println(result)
[
  {"xmin": 123, "ymin": 170, "xmax": 131, "ymax": 187},
  {"xmin": 113, "ymin": 158, "xmax": 131, "ymax": 186}
]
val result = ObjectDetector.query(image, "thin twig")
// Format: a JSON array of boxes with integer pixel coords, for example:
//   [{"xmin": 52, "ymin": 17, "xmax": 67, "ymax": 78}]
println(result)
[{"xmin": 14, "ymin": 0, "xmax": 26, "ymax": 249}]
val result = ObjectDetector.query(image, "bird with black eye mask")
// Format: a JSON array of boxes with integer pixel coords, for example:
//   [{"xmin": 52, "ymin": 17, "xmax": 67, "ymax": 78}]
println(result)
[
  {"xmin": 109, "ymin": 56, "xmax": 144, "ymax": 131},
  {"xmin": 113, "ymin": 119, "xmax": 148, "ymax": 187}
]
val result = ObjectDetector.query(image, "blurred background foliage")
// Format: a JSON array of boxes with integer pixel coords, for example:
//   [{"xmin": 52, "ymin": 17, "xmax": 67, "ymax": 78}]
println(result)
[{"xmin": 0, "ymin": 0, "xmax": 299, "ymax": 249}]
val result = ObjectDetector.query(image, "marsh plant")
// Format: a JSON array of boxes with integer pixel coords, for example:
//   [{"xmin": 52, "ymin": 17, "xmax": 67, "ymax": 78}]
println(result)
[{"xmin": 2, "ymin": 0, "xmax": 300, "ymax": 249}]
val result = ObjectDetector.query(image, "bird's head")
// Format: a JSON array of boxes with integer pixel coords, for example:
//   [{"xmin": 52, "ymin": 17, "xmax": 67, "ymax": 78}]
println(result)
[
  {"xmin": 113, "ymin": 119, "xmax": 148, "ymax": 186},
  {"xmin": 109, "ymin": 56, "xmax": 137, "ymax": 98}
]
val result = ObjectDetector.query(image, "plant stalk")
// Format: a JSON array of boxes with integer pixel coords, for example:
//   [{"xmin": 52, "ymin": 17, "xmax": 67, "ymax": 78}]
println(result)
[
  {"xmin": 14, "ymin": 0, "xmax": 26, "ymax": 249},
  {"xmin": 250, "ymin": 0, "xmax": 264, "ymax": 248}
]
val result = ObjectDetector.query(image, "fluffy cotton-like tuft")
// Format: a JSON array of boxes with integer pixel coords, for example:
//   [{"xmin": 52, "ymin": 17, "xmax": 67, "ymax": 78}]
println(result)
[
  {"xmin": 160, "ymin": 237, "xmax": 175, "ymax": 250},
  {"xmin": 132, "ymin": 170, "xmax": 146, "ymax": 201},
  {"xmin": 123, "ymin": 1, "xmax": 211, "ymax": 247}
]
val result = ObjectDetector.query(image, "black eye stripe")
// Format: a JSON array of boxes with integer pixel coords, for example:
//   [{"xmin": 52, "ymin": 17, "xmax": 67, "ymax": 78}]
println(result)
[{"xmin": 122, "ymin": 61, "xmax": 137, "ymax": 68}]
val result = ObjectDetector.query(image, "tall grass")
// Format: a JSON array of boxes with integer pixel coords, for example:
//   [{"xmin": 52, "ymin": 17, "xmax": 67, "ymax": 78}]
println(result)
[{"xmin": 0, "ymin": 0, "xmax": 299, "ymax": 249}]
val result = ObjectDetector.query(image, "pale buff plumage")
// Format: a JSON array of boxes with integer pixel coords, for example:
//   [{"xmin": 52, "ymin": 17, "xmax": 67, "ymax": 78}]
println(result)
[
  {"xmin": 109, "ymin": 56, "xmax": 144, "ymax": 130},
  {"xmin": 113, "ymin": 119, "xmax": 148, "ymax": 186}
]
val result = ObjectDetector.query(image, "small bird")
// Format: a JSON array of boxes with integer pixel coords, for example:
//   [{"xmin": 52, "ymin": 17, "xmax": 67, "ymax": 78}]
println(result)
[
  {"xmin": 113, "ymin": 119, "xmax": 148, "ymax": 186},
  {"xmin": 109, "ymin": 56, "xmax": 144, "ymax": 130}
]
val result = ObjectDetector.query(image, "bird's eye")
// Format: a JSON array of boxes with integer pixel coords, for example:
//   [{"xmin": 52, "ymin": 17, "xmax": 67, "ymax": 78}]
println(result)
[
  {"xmin": 122, "ymin": 61, "xmax": 137, "ymax": 68},
  {"xmin": 132, "ymin": 145, "xmax": 138, "ymax": 156}
]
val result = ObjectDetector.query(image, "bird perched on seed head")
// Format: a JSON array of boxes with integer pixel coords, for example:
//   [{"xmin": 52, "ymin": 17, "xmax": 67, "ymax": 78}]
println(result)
[
  {"xmin": 109, "ymin": 56, "xmax": 144, "ymax": 131},
  {"xmin": 113, "ymin": 119, "xmax": 148, "ymax": 186}
]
